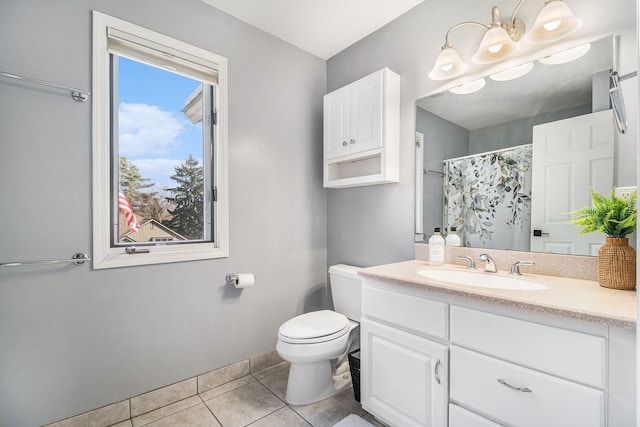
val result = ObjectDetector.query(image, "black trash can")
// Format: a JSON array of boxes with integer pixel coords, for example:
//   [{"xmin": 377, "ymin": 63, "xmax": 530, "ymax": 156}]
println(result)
[{"xmin": 348, "ymin": 349, "xmax": 361, "ymax": 402}]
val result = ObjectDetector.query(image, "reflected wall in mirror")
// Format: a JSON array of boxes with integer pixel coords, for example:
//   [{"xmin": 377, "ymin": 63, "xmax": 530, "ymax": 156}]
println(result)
[{"xmin": 415, "ymin": 35, "xmax": 635, "ymax": 256}]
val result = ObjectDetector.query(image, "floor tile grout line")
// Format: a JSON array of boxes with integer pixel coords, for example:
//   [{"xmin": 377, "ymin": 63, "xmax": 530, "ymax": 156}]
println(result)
[
  {"xmin": 199, "ymin": 378, "xmax": 287, "ymax": 427},
  {"xmin": 252, "ymin": 375, "xmax": 286, "ymax": 405},
  {"xmin": 287, "ymin": 403, "xmax": 315, "ymax": 426},
  {"xmin": 199, "ymin": 375, "xmax": 260, "ymax": 404},
  {"xmin": 242, "ymin": 406, "xmax": 289, "ymax": 427},
  {"xmin": 250, "ymin": 374, "xmax": 311, "ymax": 426},
  {"xmin": 51, "ymin": 358, "xmax": 290, "ymax": 427},
  {"xmin": 128, "ymin": 394, "xmax": 204, "ymax": 427},
  {"xmin": 112, "ymin": 382, "xmax": 364, "ymax": 427},
  {"xmin": 201, "ymin": 397, "xmax": 224, "ymax": 427},
  {"xmin": 120, "ymin": 361, "xmax": 295, "ymax": 427},
  {"xmin": 252, "ymin": 362, "xmax": 289, "ymax": 382},
  {"xmin": 252, "ymin": 375, "xmax": 316, "ymax": 427},
  {"xmin": 135, "ymin": 396, "xmax": 209, "ymax": 427}
]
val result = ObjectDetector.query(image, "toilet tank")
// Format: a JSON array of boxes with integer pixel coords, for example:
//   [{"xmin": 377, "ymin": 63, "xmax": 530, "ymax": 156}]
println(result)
[{"xmin": 329, "ymin": 264, "xmax": 362, "ymax": 321}]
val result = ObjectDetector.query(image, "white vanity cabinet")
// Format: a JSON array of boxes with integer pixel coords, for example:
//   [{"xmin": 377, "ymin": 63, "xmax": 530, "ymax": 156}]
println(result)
[
  {"xmin": 450, "ymin": 346, "xmax": 604, "ymax": 427},
  {"xmin": 450, "ymin": 306, "xmax": 607, "ymax": 427},
  {"xmin": 449, "ymin": 306, "xmax": 607, "ymax": 427},
  {"xmin": 323, "ymin": 68, "xmax": 400, "ymax": 188},
  {"xmin": 361, "ymin": 283, "xmax": 449, "ymax": 427},
  {"xmin": 360, "ymin": 276, "xmax": 636, "ymax": 427},
  {"xmin": 449, "ymin": 404, "xmax": 502, "ymax": 427}
]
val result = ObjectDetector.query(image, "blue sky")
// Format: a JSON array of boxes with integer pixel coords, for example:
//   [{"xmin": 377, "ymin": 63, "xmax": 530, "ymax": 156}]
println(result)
[{"xmin": 117, "ymin": 56, "xmax": 203, "ymax": 190}]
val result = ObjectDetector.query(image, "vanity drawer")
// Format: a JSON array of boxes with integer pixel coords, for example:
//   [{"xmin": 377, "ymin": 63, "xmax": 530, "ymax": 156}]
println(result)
[
  {"xmin": 362, "ymin": 285, "xmax": 448, "ymax": 339},
  {"xmin": 450, "ymin": 305, "xmax": 606, "ymax": 387},
  {"xmin": 450, "ymin": 346, "xmax": 605, "ymax": 427},
  {"xmin": 449, "ymin": 404, "xmax": 503, "ymax": 427}
]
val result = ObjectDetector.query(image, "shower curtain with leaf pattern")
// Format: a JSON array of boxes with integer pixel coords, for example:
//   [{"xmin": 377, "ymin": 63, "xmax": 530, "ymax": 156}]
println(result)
[{"xmin": 444, "ymin": 144, "xmax": 532, "ymax": 251}]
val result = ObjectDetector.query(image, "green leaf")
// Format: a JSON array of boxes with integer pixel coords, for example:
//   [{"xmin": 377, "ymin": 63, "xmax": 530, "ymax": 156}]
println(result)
[{"xmin": 567, "ymin": 188, "xmax": 637, "ymax": 237}]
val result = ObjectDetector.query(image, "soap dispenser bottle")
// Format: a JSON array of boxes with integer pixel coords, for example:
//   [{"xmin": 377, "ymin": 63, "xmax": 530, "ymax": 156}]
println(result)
[
  {"xmin": 429, "ymin": 227, "xmax": 445, "ymax": 266},
  {"xmin": 445, "ymin": 226, "xmax": 461, "ymax": 247}
]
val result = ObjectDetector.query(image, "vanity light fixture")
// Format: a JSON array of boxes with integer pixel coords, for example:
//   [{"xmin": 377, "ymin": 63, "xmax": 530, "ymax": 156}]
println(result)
[
  {"xmin": 471, "ymin": 18, "xmax": 521, "ymax": 65},
  {"xmin": 490, "ymin": 61, "xmax": 534, "ymax": 81},
  {"xmin": 449, "ymin": 78, "xmax": 486, "ymax": 95},
  {"xmin": 428, "ymin": 0, "xmax": 582, "ymax": 81},
  {"xmin": 428, "ymin": 46, "xmax": 468, "ymax": 80},
  {"xmin": 524, "ymin": 0, "xmax": 583, "ymax": 44},
  {"xmin": 538, "ymin": 42, "xmax": 590, "ymax": 65}
]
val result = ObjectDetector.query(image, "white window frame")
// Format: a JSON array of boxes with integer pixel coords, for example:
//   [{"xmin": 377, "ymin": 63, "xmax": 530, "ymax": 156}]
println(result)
[{"xmin": 92, "ymin": 11, "xmax": 228, "ymax": 269}]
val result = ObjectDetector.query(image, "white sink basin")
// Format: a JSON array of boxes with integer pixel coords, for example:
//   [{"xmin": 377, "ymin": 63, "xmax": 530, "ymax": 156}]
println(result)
[{"xmin": 417, "ymin": 269, "xmax": 548, "ymax": 291}]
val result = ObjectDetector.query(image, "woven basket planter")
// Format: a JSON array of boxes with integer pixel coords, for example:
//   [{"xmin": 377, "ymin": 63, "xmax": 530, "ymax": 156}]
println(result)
[{"xmin": 598, "ymin": 237, "xmax": 636, "ymax": 290}]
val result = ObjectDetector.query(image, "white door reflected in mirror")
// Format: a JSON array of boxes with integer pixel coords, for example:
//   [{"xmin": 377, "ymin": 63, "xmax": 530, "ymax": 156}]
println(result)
[{"xmin": 530, "ymin": 110, "xmax": 614, "ymax": 255}]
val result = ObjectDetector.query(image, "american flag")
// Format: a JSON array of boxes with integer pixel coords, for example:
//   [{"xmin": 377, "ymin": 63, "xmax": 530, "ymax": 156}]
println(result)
[{"xmin": 118, "ymin": 192, "xmax": 140, "ymax": 232}]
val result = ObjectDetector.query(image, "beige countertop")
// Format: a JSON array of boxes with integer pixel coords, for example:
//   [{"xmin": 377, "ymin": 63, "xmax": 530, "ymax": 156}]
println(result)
[{"xmin": 359, "ymin": 260, "xmax": 637, "ymax": 330}]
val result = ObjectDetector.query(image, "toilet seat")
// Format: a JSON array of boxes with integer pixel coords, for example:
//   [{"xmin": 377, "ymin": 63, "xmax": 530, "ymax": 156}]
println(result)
[{"xmin": 278, "ymin": 310, "xmax": 350, "ymax": 344}]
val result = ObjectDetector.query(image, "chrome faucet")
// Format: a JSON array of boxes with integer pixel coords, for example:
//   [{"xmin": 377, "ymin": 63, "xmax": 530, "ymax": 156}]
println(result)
[
  {"xmin": 478, "ymin": 254, "xmax": 497, "ymax": 273},
  {"xmin": 510, "ymin": 261, "xmax": 535, "ymax": 275},
  {"xmin": 457, "ymin": 255, "xmax": 476, "ymax": 270}
]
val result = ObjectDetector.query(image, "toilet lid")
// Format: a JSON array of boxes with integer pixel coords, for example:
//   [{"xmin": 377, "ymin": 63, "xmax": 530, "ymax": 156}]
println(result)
[{"xmin": 278, "ymin": 310, "xmax": 349, "ymax": 342}]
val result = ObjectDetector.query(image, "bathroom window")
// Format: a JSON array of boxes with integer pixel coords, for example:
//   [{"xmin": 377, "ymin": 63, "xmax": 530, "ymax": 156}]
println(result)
[{"xmin": 92, "ymin": 12, "xmax": 228, "ymax": 269}]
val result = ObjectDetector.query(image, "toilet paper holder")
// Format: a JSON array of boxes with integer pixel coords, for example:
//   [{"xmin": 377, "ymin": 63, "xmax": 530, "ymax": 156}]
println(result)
[
  {"xmin": 225, "ymin": 273, "xmax": 239, "ymax": 285},
  {"xmin": 225, "ymin": 273, "xmax": 255, "ymax": 288}
]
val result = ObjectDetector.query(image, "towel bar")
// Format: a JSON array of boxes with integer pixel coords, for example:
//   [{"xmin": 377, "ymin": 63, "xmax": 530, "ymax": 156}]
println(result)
[{"xmin": 0, "ymin": 253, "xmax": 91, "ymax": 268}]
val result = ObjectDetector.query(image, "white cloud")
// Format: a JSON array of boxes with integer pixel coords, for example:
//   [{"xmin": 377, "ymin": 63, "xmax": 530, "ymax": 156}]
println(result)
[
  {"xmin": 131, "ymin": 157, "xmax": 203, "ymax": 189},
  {"xmin": 118, "ymin": 103, "xmax": 187, "ymax": 157},
  {"xmin": 131, "ymin": 158, "xmax": 183, "ymax": 188}
]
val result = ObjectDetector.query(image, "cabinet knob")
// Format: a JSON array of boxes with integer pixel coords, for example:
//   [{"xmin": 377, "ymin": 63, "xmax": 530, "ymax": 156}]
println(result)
[
  {"xmin": 342, "ymin": 140, "xmax": 348, "ymax": 146},
  {"xmin": 350, "ymin": 138, "xmax": 356, "ymax": 144}
]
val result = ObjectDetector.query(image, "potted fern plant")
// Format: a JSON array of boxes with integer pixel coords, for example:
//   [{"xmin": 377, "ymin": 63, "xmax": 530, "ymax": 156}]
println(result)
[{"xmin": 569, "ymin": 189, "xmax": 637, "ymax": 290}]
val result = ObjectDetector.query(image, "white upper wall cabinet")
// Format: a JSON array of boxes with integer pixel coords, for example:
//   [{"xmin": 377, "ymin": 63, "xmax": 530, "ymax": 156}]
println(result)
[
  {"xmin": 325, "ymin": 72, "xmax": 383, "ymax": 159},
  {"xmin": 323, "ymin": 68, "xmax": 400, "ymax": 188}
]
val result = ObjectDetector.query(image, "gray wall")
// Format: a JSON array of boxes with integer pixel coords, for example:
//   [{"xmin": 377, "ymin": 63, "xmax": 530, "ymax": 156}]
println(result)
[
  {"xmin": 326, "ymin": 4, "xmax": 434, "ymax": 268},
  {"xmin": 469, "ymin": 104, "xmax": 592, "ymax": 154},
  {"xmin": 416, "ymin": 108, "xmax": 469, "ymax": 236},
  {"xmin": 326, "ymin": 0, "xmax": 637, "ymax": 268},
  {"xmin": 0, "ymin": 1, "xmax": 326, "ymax": 426}
]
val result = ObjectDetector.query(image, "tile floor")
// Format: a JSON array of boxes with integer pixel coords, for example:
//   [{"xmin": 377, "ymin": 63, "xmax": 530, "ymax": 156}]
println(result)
[{"xmin": 111, "ymin": 361, "xmax": 381, "ymax": 427}]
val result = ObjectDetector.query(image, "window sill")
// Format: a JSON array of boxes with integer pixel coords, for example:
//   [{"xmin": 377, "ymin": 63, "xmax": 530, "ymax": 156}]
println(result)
[{"xmin": 92, "ymin": 243, "xmax": 227, "ymax": 269}]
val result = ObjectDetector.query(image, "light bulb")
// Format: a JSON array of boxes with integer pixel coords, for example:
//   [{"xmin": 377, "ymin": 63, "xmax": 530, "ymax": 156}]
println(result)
[
  {"xmin": 441, "ymin": 64, "xmax": 453, "ymax": 72},
  {"xmin": 543, "ymin": 19, "xmax": 561, "ymax": 31},
  {"xmin": 488, "ymin": 44, "xmax": 503, "ymax": 54}
]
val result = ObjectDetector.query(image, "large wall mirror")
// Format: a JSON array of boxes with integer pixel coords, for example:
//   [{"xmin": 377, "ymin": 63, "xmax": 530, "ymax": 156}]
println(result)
[{"xmin": 415, "ymin": 34, "xmax": 636, "ymax": 257}]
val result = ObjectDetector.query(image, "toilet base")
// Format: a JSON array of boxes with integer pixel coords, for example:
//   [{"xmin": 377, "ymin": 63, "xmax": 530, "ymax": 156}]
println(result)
[{"xmin": 285, "ymin": 359, "xmax": 348, "ymax": 405}]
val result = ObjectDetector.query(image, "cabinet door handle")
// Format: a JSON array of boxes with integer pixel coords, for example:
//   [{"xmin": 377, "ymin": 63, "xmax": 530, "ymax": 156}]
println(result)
[
  {"xmin": 349, "ymin": 138, "xmax": 356, "ymax": 144},
  {"xmin": 497, "ymin": 378, "xmax": 532, "ymax": 393},
  {"xmin": 434, "ymin": 359, "xmax": 442, "ymax": 385},
  {"xmin": 342, "ymin": 140, "xmax": 348, "ymax": 146}
]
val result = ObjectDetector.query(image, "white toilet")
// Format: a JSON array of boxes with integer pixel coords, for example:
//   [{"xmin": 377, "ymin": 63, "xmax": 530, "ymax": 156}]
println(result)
[{"xmin": 276, "ymin": 264, "xmax": 362, "ymax": 405}]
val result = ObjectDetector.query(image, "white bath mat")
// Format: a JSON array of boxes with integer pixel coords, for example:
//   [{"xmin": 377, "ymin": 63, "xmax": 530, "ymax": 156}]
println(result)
[{"xmin": 333, "ymin": 413, "xmax": 375, "ymax": 427}]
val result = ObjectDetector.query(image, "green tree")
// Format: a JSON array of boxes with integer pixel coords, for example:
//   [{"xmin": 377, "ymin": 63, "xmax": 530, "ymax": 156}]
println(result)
[
  {"xmin": 166, "ymin": 155, "xmax": 204, "ymax": 239},
  {"xmin": 119, "ymin": 157, "xmax": 166, "ymax": 221}
]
